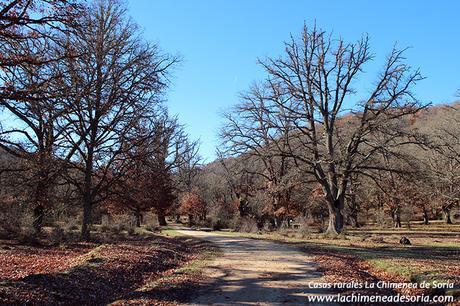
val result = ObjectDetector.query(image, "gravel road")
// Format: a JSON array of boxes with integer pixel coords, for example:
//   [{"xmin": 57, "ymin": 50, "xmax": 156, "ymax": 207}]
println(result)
[{"xmin": 177, "ymin": 229, "xmax": 337, "ymax": 306}]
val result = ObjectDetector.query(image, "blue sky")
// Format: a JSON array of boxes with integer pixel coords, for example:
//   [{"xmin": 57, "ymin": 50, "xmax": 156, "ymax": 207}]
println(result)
[{"xmin": 126, "ymin": 0, "xmax": 460, "ymax": 162}]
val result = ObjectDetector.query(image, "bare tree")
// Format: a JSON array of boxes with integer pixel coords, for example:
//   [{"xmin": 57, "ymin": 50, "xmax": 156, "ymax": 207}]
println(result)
[
  {"xmin": 149, "ymin": 113, "xmax": 200, "ymax": 225},
  {"xmin": 106, "ymin": 115, "xmax": 177, "ymax": 227},
  {"xmin": 220, "ymin": 81, "xmax": 299, "ymax": 228},
  {"xmin": 175, "ymin": 139, "xmax": 201, "ymax": 193},
  {"xmin": 243, "ymin": 25, "xmax": 424, "ymax": 234},
  {"xmin": 0, "ymin": 0, "xmax": 79, "ymax": 232},
  {"xmin": 58, "ymin": 0, "xmax": 177, "ymax": 240},
  {"xmin": 0, "ymin": 0, "xmax": 79, "ymax": 68}
]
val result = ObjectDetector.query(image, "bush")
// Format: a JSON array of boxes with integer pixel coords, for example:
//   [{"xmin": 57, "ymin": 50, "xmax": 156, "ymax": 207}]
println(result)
[
  {"xmin": 0, "ymin": 203, "xmax": 27, "ymax": 239},
  {"xmin": 278, "ymin": 227, "xmax": 290, "ymax": 237},
  {"xmin": 143, "ymin": 213, "xmax": 160, "ymax": 232},
  {"xmin": 65, "ymin": 218, "xmax": 80, "ymax": 231},
  {"xmin": 127, "ymin": 226, "xmax": 136, "ymax": 235},
  {"xmin": 202, "ymin": 216, "xmax": 227, "ymax": 231},
  {"xmin": 0, "ymin": 216, "xmax": 21, "ymax": 239},
  {"xmin": 401, "ymin": 206, "xmax": 414, "ymax": 227},
  {"xmin": 297, "ymin": 223, "xmax": 311, "ymax": 238},
  {"xmin": 230, "ymin": 217, "xmax": 258, "ymax": 233},
  {"xmin": 374, "ymin": 209, "xmax": 388, "ymax": 228},
  {"xmin": 17, "ymin": 213, "xmax": 40, "ymax": 244},
  {"xmin": 49, "ymin": 225, "xmax": 67, "ymax": 244},
  {"xmin": 145, "ymin": 224, "xmax": 160, "ymax": 232},
  {"xmin": 96, "ymin": 214, "xmax": 137, "ymax": 235}
]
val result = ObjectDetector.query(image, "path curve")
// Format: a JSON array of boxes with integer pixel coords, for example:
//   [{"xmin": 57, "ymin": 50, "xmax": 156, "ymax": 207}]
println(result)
[{"xmin": 178, "ymin": 229, "xmax": 337, "ymax": 306}]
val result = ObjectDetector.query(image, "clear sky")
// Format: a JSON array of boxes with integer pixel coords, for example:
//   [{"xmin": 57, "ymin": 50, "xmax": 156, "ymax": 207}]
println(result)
[{"xmin": 126, "ymin": 0, "xmax": 460, "ymax": 162}]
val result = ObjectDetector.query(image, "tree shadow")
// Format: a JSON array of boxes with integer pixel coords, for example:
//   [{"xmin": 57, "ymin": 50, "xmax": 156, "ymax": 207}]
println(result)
[
  {"xmin": 300, "ymin": 241, "xmax": 460, "ymax": 262},
  {"xmin": 0, "ymin": 235, "xmax": 197, "ymax": 305}
]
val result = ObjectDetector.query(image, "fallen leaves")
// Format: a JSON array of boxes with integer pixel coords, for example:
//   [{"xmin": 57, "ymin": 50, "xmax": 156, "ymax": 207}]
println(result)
[
  {"xmin": 0, "ymin": 235, "xmax": 211, "ymax": 305},
  {"xmin": 0, "ymin": 242, "xmax": 91, "ymax": 281}
]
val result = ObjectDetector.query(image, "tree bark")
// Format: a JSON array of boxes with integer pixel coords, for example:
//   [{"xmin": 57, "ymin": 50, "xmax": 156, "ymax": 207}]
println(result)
[
  {"xmin": 81, "ymin": 195, "xmax": 92, "ymax": 241},
  {"xmin": 238, "ymin": 197, "xmax": 248, "ymax": 217},
  {"xmin": 348, "ymin": 212, "xmax": 360, "ymax": 228},
  {"xmin": 347, "ymin": 194, "xmax": 360, "ymax": 228},
  {"xmin": 326, "ymin": 199, "xmax": 344, "ymax": 235},
  {"xmin": 393, "ymin": 209, "xmax": 402, "ymax": 228},
  {"xmin": 135, "ymin": 210, "xmax": 143, "ymax": 227},
  {"xmin": 33, "ymin": 183, "xmax": 46, "ymax": 232},
  {"xmin": 443, "ymin": 208, "xmax": 453, "ymax": 224},
  {"xmin": 33, "ymin": 204, "xmax": 44, "ymax": 233},
  {"xmin": 81, "ymin": 149, "xmax": 93, "ymax": 241},
  {"xmin": 32, "ymin": 158, "xmax": 50, "ymax": 233},
  {"xmin": 158, "ymin": 212, "xmax": 167, "ymax": 226},
  {"xmin": 422, "ymin": 207, "xmax": 430, "ymax": 225}
]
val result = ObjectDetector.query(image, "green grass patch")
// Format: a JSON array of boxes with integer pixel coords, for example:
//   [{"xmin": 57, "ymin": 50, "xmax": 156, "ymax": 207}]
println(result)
[
  {"xmin": 176, "ymin": 245, "xmax": 222, "ymax": 275},
  {"xmin": 160, "ymin": 228, "xmax": 183, "ymax": 237}
]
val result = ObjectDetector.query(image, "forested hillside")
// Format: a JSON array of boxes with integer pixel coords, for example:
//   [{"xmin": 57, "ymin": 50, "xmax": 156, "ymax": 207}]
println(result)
[{"xmin": 186, "ymin": 101, "xmax": 460, "ymax": 233}]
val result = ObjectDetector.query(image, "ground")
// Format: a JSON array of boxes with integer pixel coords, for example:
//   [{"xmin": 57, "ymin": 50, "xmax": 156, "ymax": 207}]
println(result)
[
  {"xmin": 0, "ymin": 222, "xmax": 458, "ymax": 305},
  {"xmin": 206, "ymin": 221, "xmax": 460, "ymax": 305},
  {"xmin": 175, "ymin": 229, "xmax": 336, "ymax": 305},
  {"xmin": 0, "ymin": 232, "xmax": 216, "ymax": 305}
]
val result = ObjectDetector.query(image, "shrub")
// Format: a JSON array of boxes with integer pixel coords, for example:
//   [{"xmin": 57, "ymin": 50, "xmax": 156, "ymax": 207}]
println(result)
[
  {"xmin": 145, "ymin": 224, "xmax": 160, "ymax": 232},
  {"xmin": 0, "ymin": 201, "xmax": 26, "ymax": 239},
  {"xmin": 212, "ymin": 219, "xmax": 225, "ymax": 231},
  {"xmin": 374, "ymin": 209, "xmax": 388, "ymax": 228},
  {"xmin": 49, "ymin": 225, "xmax": 67, "ymax": 245},
  {"xmin": 65, "ymin": 218, "xmax": 80, "ymax": 231},
  {"xmin": 127, "ymin": 226, "xmax": 136, "ymax": 235},
  {"xmin": 231, "ymin": 217, "xmax": 258, "ymax": 233},
  {"xmin": 297, "ymin": 223, "xmax": 311, "ymax": 238},
  {"xmin": 144, "ymin": 216, "xmax": 160, "ymax": 232},
  {"xmin": 17, "ymin": 213, "xmax": 40, "ymax": 244},
  {"xmin": 202, "ymin": 216, "xmax": 227, "ymax": 231},
  {"xmin": 278, "ymin": 227, "xmax": 289, "ymax": 237},
  {"xmin": 96, "ymin": 214, "xmax": 137, "ymax": 235},
  {"xmin": 0, "ymin": 216, "xmax": 21, "ymax": 239}
]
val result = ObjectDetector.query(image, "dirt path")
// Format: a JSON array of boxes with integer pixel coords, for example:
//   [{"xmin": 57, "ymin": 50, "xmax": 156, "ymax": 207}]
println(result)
[{"xmin": 177, "ymin": 229, "xmax": 337, "ymax": 306}]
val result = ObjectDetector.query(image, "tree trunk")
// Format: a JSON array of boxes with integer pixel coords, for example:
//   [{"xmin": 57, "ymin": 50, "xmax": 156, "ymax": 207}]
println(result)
[
  {"xmin": 33, "ymin": 163, "xmax": 49, "ymax": 233},
  {"xmin": 326, "ymin": 199, "xmax": 344, "ymax": 235},
  {"xmin": 394, "ymin": 211, "xmax": 402, "ymax": 228},
  {"xmin": 81, "ymin": 195, "xmax": 92, "ymax": 241},
  {"xmin": 33, "ymin": 204, "xmax": 44, "ymax": 233},
  {"xmin": 348, "ymin": 212, "xmax": 360, "ymax": 228},
  {"xmin": 392, "ymin": 206, "xmax": 402, "ymax": 228},
  {"xmin": 422, "ymin": 207, "xmax": 429, "ymax": 225},
  {"xmin": 135, "ymin": 210, "xmax": 142, "ymax": 227},
  {"xmin": 256, "ymin": 217, "xmax": 265, "ymax": 231},
  {"xmin": 238, "ymin": 197, "xmax": 247, "ymax": 217},
  {"xmin": 346, "ymin": 183, "xmax": 359, "ymax": 228},
  {"xmin": 444, "ymin": 208, "xmax": 452, "ymax": 224},
  {"xmin": 81, "ymin": 150, "xmax": 93, "ymax": 241},
  {"xmin": 158, "ymin": 212, "xmax": 167, "ymax": 226},
  {"xmin": 276, "ymin": 216, "xmax": 284, "ymax": 229},
  {"xmin": 33, "ymin": 174, "xmax": 46, "ymax": 233},
  {"xmin": 269, "ymin": 218, "xmax": 276, "ymax": 230}
]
